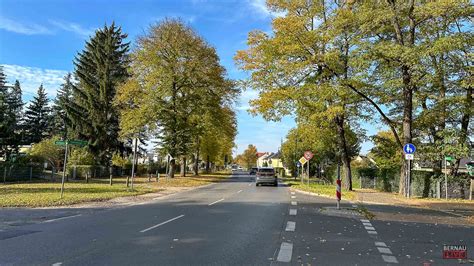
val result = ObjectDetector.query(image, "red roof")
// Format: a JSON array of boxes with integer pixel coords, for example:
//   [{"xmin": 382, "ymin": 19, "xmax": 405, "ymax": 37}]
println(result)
[{"xmin": 256, "ymin": 152, "xmax": 266, "ymax": 158}]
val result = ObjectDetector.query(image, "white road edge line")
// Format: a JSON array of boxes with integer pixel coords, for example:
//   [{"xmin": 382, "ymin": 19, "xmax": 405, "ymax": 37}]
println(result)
[
  {"xmin": 208, "ymin": 198, "xmax": 225, "ymax": 206},
  {"xmin": 237, "ymin": 190, "xmax": 243, "ymax": 194},
  {"xmin": 43, "ymin": 214, "xmax": 82, "ymax": 223},
  {"xmin": 276, "ymin": 242, "xmax": 293, "ymax": 262},
  {"xmin": 285, "ymin": 221, "xmax": 296, "ymax": 232},
  {"xmin": 140, "ymin": 214, "xmax": 185, "ymax": 233}
]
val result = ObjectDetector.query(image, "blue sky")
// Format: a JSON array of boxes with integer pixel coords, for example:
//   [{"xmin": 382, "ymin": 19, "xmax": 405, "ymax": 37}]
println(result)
[{"xmin": 0, "ymin": 0, "xmax": 377, "ymax": 155}]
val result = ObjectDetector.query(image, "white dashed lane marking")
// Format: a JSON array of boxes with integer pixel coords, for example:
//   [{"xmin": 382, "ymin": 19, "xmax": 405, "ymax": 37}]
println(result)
[
  {"xmin": 291, "ymin": 192, "xmax": 295, "ymax": 195},
  {"xmin": 382, "ymin": 254, "xmax": 399, "ymax": 263},
  {"xmin": 291, "ymin": 195, "xmax": 296, "ymax": 199},
  {"xmin": 276, "ymin": 242, "xmax": 293, "ymax": 262},
  {"xmin": 289, "ymin": 209, "xmax": 297, "ymax": 215},
  {"xmin": 291, "ymin": 201, "xmax": 297, "ymax": 206},
  {"xmin": 285, "ymin": 221, "xmax": 296, "ymax": 232},
  {"xmin": 237, "ymin": 190, "xmax": 243, "ymax": 194},
  {"xmin": 140, "ymin": 214, "xmax": 185, "ymax": 233},
  {"xmin": 43, "ymin": 214, "xmax": 82, "ymax": 223},
  {"xmin": 208, "ymin": 198, "xmax": 225, "ymax": 206}
]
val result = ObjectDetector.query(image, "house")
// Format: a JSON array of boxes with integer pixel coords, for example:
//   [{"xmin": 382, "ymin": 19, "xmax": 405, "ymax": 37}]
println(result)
[{"xmin": 256, "ymin": 151, "xmax": 291, "ymax": 176}]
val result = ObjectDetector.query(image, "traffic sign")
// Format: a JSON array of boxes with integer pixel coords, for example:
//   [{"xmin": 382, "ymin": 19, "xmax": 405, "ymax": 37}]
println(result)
[
  {"xmin": 69, "ymin": 140, "xmax": 87, "ymax": 146},
  {"xmin": 54, "ymin": 140, "xmax": 66, "ymax": 146},
  {"xmin": 54, "ymin": 140, "xmax": 87, "ymax": 147},
  {"xmin": 403, "ymin": 143, "xmax": 416, "ymax": 154},
  {"xmin": 299, "ymin": 157, "xmax": 307, "ymax": 165},
  {"xmin": 405, "ymin": 154, "xmax": 414, "ymax": 160},
  {"xmin": 304, "ymin": 151, "xmax": 314, "ymax": 160},
  {"xmin": 296, "ymin": 162, "xmax": 301, "ymax": 168},
  {"xmin": 445, "ymin": 156, "xmax": 454, "ymax": 161}
]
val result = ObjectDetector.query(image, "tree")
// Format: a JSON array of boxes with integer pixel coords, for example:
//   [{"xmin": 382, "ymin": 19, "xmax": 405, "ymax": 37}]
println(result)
[
  {"xmin": 51, "ymin": 73, "xmax": 74, "ymax": 139},
  {"xmin": 24, "ymin": 84, "xmax": 51, "ymax": 144},
  {"xmin": 116, "ymin": 19, "xmax": 237, "ymax": 178},
  {"xmin": 29, "ymin": 136, "xmax": 64, "ymax": 170},
  {"xmin": 67, "ymin": 23, "xmax": 129, "ymax": 164},
  {"xmin": 0, "ymin": 69, "xmax": 24, "ymax": 159},
  {"xmin": 235, "ymin": 0, "xmax": 364, "ymax": 190},
  {"xmin": 236, "ymin": 144, "xmax": 257, "ymax": 170}
]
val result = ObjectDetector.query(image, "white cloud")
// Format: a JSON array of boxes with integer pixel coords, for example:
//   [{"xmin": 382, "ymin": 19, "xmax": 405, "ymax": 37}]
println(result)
[
  {"xmin": 2, "ymin": 64, "xmax": 68, "ymax": 99},
  {"xmin": 0, "ymin": 16, "xmax": 53, "ymax": 35},
  {"xmin": 236, "ymin": 88, "xmax": 259, "ymax": 111},
  {"xmin": 49, "ymin": 20, "xmax": 95, "ymax": 38},
  {"xmin": 0, "ymin": 16, "xmax": 95, "ymax": 38},
  {"xmin": 248, "ymin": 0, "xmax": 286, "ymax": 18}
]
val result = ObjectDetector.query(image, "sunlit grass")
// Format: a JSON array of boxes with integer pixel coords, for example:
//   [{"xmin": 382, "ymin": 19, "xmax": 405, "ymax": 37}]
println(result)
[
  {"xmin": 0, "ymin": 174, "xmax": 228, "ymax": 207},
  {"xmin": 281, "ymin": 177, "xmax": 356, "ymax": 200}
]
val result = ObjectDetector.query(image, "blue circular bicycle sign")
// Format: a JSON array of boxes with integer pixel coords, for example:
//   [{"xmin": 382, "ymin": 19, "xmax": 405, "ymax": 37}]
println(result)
[{"xmin": 403, "ymin": 143, "xmax": 416, "ymax": 154}]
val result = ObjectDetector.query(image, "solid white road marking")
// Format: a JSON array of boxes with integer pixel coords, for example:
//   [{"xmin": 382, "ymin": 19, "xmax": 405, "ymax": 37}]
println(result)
[
  {"xmin": 276, "ymin": 242, "xmax": 293, "ymax": 262},
  {"xmin": 237, "ymin": 190, "xmax": 243, "ymax": 194},
  {"xmin": 365, "ymin": 226, "xmax": 376, "ymax": 231},
  {"xmin": 291, "ymin": 196, "xmax": 296, "ymax": 199},
  {"xmin": 291, "ymin": 192, "xmax": 295, "ymax": 195},
  {"xmin": 52, "ymin": 263, "xmax": 62, "ymax": 266},
  {"xmin": 377, "ymin": 247, "xmax": 393, "ymax": 254},
  {"xmin": 140, "ymin": 215, "xmax": 185, "ymax": 233},
  {"xmin": 291, "ymin": 201, "xmax": 297, "ymax": 206},
  {"xmin": 352, "ymin": 204, "xmax": 357, "ymax": 207},
  {"xmin": 381, "ymin": 255, "xmax": 399, "ymax": 263},
  {"xmin": 360, "ymin": 219, "xmax": 370, "ymax": 223},
  {"xmin": 285, "ymin": 221, "xmax": 296, "ymax": 232},
  {"xmin": 289, "ymin": 209, "xmax": 297, "ymax": 215},
  {"xmin": 43, "ymin": 214, "xmax": 82, "ymax": 223},
  {"xmin": 208, "ymin": 198, "xmax": 225, "ymax": 206},
  {"xmin": 367, "ymin": 230, "xmax": 378, "ymax": 235},
  {"xmin": 248, "ymin": 183, "xmax": 252, "ymax": 186},
  {"xmin": 363, "ymin": 222, "xmax": 372, "ymax": 227},
  {"xmin": 375, "ymin": 242, "xmax": 387, "ymax": 247}
]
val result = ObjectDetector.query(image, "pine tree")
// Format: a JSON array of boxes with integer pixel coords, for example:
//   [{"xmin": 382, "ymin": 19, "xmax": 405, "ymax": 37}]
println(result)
[
  {"xmin": 51, "ymin": 73, "xmax": 73, "ymax": 139},
  {"xmin": 8, "ymin": 80, "xmax": 24, "ymax": 150},
  {"xmin": 24, "ymin": 84, "xmax": 51, "ymax": 144},
  {"xmin": 67, "ymin": 23, "xmax": 129, "ymax": 164},
  {"xmin": 0, "ymin": 66, "xmax": 12, "ymax": 158}
]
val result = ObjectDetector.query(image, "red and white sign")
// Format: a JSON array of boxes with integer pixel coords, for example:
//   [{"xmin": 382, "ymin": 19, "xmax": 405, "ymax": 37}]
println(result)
[
  {"xmin": 304, "ymin": 151, "xmax": 314, "ymax": 160},
  {"xmin": 443, "ymin": 245, "xmax": 467, "ymax": 259},
  {"xmin": 336, "ymin": 179, "xmax": 341, "ymax": 201}
]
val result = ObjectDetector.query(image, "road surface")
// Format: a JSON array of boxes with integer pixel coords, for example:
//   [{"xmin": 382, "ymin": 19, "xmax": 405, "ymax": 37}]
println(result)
[{"xmin": 1, "ymin": 171, "xmax": 472, "ymax": 265}]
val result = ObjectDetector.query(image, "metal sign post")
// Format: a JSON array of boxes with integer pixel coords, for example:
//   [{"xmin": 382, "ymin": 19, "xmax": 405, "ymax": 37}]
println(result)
[
  {"xmin": 131, "ymin": 138, "xmax": 138, "ymax": 190},
  {"xmin": 403, "ymin": 143, "xmax": 416, "ymax": 198},
  {"xmin": 336, "ymin": 164, "xmax": 341, "ymax": 209},
  {"xmin": 444, "ymin": 156, "xmax": 454, "ymax": 200},
  {"xmin": 60, "ymin": 140, "xmax": 69, "ymax": 199},
  {"xmin": 299, "ymin": 157, "xmax": 307, "ymax": 184}
]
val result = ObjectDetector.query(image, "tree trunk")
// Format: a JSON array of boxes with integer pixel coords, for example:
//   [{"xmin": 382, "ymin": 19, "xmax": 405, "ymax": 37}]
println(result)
[
  {"xmin": 194, "ymin": 148, "xmax": 199, "ymax": 176},
  {"xmin": 181, "ymin": 156, "xmax": 186, "ymax": 177},
  {"xmin": 335, "ymin": 114, "xmax": 352, "ymax": 191},
  {"xmin": 399, "ymin": 65, "xmax": 413, "ymax": 195},
  {"xmin": 206, "ymin": 155, "xmax": 210, "ymax": 173},
  {"xmin": 452, "ymin": 86, "xmax": 472, "ymax": 176},
  {"xmin": 169, "ymin": 159, "xmax": 176, "ymax": 178}
]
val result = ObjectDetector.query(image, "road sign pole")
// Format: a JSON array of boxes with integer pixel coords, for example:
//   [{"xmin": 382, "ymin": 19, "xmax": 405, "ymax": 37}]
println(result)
[
  {"xmin": 445, "ymin": 157, "xmax": 448, "ymax": 200},
  {"xmin": 307, "ymin": 159, "xmax": 309, "ymax": 185},
  {"xmin": 131, "ymin": 138, "xmax": 138, "ymax": 190},
  {"xmin": 336, "ymin": 164, "xmax": 341, "ymax": 209},
  {"xmin": 60, "ymin": 140, "xmax": 69, "ymax": 199},
  {"xmin": 407, "ymin": 159, "xmax": 411, "ymax": 198}
]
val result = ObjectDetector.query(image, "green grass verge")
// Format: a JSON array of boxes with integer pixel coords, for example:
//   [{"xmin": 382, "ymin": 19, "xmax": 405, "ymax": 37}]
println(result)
[
  {"xmin": 0, "ymin": 174, "xmax": 229, "ymax": 208},
  {"xmin": 281, "ymin": 177, "xmax": 356, "ymax": 201}
]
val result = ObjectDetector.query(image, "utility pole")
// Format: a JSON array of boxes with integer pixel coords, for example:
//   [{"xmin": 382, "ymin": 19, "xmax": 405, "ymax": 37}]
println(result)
[
  {"xmin": 131, "ymin": 138, "xmax": 138, "ymax": 190},
  {"xmin": 60, "ymin": 140, "xmax": 69, "ymax": 199}
]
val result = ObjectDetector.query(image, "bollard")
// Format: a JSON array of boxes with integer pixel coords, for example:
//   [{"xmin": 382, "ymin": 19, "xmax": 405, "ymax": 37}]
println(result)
[{"xmin": 336, "ymin": 164, "xmax": 341, "ymax": 209}]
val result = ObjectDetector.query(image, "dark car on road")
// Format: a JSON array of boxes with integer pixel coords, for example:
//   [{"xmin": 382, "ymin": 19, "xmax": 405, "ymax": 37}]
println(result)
[
  {"xmin": 249, "ymin": 167, "xmax": 258, "ymax": 175},
  {"xmin": 255, "ymin": 167, "xmax": 277, "ymax": 186}
]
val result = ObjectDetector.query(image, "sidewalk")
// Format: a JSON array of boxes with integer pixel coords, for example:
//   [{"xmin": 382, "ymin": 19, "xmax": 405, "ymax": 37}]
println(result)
[{"xmin": 356, "ymin": 189, "xmax": 474, "ymax": 226}]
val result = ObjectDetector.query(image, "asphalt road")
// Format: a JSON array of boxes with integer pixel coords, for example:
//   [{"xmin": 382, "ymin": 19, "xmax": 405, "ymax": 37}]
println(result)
[{"xmin": 1, "ymin": 171, "xmax": 472, "ymax": 265}]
